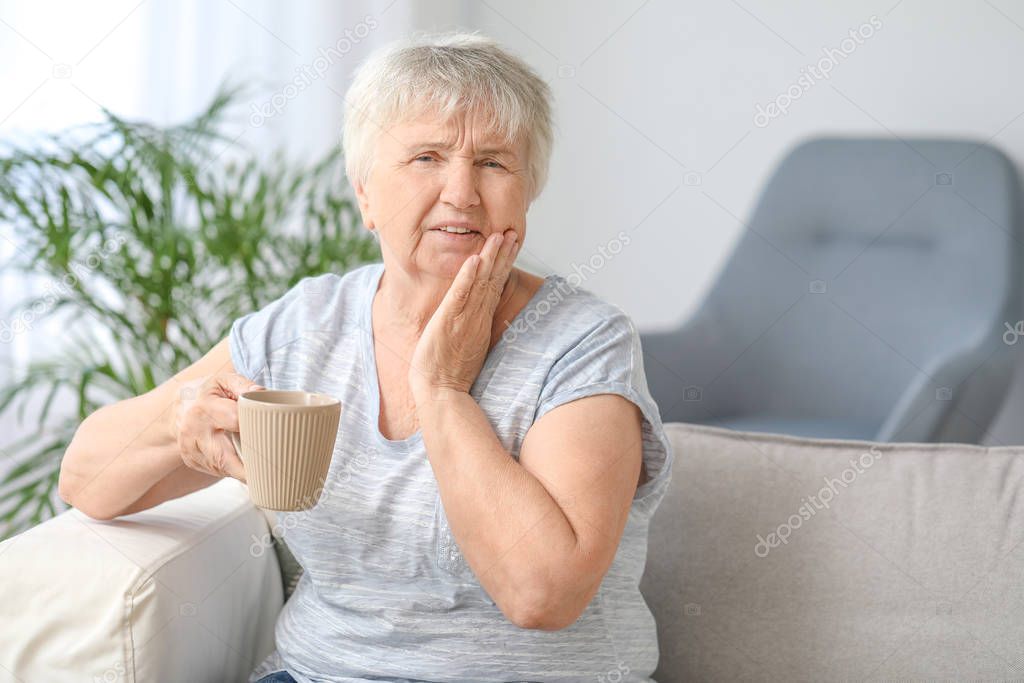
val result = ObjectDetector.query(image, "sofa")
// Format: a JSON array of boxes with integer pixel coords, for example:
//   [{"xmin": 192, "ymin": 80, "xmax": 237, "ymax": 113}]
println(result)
[{"xmin": 4, "ymin": 420, "xmax": 1024, "ymax": 681}]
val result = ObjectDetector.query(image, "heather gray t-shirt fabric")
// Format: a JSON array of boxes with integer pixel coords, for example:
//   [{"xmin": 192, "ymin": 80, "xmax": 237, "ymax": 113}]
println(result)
[{"xmin": 230, "ymin": 262, "xmax": 675, "ymax": 683}]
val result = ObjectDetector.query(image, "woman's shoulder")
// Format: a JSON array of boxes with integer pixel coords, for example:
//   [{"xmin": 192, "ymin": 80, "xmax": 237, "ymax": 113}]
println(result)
[
  {"xmin": 296, "ymin": 262, "xmax": 379, "ymax": 303},
  {"xmin": 229, "ymin": 263, "xmax": 380, "ymax": 380},
  {"xmin": 509, "ymin": 273, "xmax": 637, "ymax": 349},
  {"xmin": 276, "ymin": 263, "xmax": 380, "ymax": 323}
]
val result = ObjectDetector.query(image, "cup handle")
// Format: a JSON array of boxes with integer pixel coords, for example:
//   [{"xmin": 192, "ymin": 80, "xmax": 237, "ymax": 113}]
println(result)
[{"xmin": 228, "ymin": 431, "xmax": 242, "ymax": 458}]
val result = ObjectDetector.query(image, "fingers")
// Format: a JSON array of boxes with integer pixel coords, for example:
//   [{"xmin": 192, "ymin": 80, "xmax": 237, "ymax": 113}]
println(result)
[
  {"xmin": 213, "ymin": 433, "xmax": 247, "ymax": 482},
  {"xmin": 443, "ymin": 230, "xmax": 519, "ymax": 314},
  {"xmin": 205, "ymin": 372, "xmax": 264, "ymax": 400},
  {"xmin": 446, "ymin": 251, "xmax": 481, "ymax": 309},
  {"xmin": 178, "ymin": 372, "xmax": 260, "ymax": 482},
  {"xmin": 195, "ymin": 396, "xmax": 243, "ymax": 433},
  {"xmin": 180, "ymin": 425, "xmax": 247, "ymax": 482},
  {"xmin": 477, "ymin": 230, "xmax": 519, "ymax": 282},
  {"xmin": 475, "ymin": 231, "xmax": 503, "ymax": 281},
  {"xmin": 496, "ymin": 229, "xmax": 519, "ymax": 277}
]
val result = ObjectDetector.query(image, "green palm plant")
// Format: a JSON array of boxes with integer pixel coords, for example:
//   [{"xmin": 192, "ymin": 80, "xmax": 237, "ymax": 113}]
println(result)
[{"xmin": 0, "ymin": 85, "xmax": 380, "ymax": 538}]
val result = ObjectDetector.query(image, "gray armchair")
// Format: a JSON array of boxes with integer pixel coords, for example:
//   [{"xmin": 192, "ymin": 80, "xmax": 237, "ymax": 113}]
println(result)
[{"xmin": 643, "ymin": 137, "xmax": 1023, "ymax": 443}]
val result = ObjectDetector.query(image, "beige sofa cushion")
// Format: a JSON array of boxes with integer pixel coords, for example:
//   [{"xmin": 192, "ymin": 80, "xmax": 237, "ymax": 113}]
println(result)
[
  {"xmin": 0, "ymin": 478, "xmax": 282, "ymax": 683},
  {"xmin": 642, "ymin": 422, "xmax": 1024, "ymax": 681}
]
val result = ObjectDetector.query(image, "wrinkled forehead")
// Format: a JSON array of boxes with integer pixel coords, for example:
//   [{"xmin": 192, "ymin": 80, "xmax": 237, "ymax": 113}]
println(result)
[{"xmin": 381, "ymin": 105, "xmax": 525, "ymax": 156}]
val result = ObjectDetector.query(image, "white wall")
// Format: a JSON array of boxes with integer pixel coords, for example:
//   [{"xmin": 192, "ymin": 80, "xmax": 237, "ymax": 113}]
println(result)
[
  {"xmin": 3, "ymin": 0, "xmax": 1024, "ymax": 445},
  {"xmin": 435, "ymin": 0, "xmax": 1024, "ymax": 328},
  {"xmin": 428, "ymin": 0, "xmax": 1024, "ymax": 444}
]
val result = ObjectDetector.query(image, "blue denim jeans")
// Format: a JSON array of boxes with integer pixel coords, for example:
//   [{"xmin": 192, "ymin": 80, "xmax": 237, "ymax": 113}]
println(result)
[{"xmin": 255, "ymin": 671, "xmax": 297, "ymax": 683}]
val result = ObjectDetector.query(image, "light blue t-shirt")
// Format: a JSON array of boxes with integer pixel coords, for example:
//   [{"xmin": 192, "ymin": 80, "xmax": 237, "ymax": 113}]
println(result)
[{"xmin": 230, "ymin": 262, "xmax": 674, "ymax": 683}]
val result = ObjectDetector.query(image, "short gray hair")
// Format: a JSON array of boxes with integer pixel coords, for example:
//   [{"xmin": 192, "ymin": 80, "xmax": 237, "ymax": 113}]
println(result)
[{"xmin": 342, "ymin": 32, "xmax": 554, "ymax": 201}]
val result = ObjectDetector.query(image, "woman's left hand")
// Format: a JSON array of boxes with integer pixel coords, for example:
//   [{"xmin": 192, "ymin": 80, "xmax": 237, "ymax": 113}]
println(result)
[{"xmin": 409, "ymin": 229, "xmax": 520, "ymax": 404}]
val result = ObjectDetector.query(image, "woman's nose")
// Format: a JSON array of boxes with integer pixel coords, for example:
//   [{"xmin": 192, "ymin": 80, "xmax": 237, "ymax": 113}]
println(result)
[{"xmin": 439, "ymin": 162, "xmax": 480, "ymax": 209}]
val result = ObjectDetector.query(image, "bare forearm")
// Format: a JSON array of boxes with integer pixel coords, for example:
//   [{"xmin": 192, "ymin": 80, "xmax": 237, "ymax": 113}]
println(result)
[
  {"xmin": 416, "ymin": 390, "xmax": 590, "ymax": 619},
  {"xmin": 58, "ymin": 392, "xmax": 184, "ymax": 520}
]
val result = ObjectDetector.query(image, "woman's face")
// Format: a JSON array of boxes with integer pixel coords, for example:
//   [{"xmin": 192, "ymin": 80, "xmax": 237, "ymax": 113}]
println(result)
[{"xmin": 354, "ymin": 108, "xmax": 530, "ymax": 282}]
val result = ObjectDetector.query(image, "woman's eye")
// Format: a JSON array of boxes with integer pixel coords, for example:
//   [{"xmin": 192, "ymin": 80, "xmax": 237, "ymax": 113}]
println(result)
[
  {"xmin": 414, "ymin": 155, "xmax": 434, "ymax": 162},
  {"xmin": 481, "ymin": 160, "xmax": 504, "ymax": 169}
]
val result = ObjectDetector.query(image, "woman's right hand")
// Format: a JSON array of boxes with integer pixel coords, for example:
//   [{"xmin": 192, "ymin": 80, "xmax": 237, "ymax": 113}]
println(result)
[{"xmin": 173, "ymin": 373, "xmax": 264, "ymax": 482}]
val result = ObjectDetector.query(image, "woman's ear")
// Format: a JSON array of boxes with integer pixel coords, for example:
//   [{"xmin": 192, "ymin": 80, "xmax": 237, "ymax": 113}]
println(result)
[{"xmin": 353, "ymin": 179, "xmax": 374, "ymax": 231}]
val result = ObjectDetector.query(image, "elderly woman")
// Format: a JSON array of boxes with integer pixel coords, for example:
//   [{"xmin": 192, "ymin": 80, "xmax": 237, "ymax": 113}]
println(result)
[{"xmin": 58, "ymin": 33, "xmax": 674, "ymax": 683}]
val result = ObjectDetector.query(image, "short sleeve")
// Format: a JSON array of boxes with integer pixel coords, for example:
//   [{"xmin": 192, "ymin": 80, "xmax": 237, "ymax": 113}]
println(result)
[
  {"xmin": 534, "ymin": 310, "xmax": 675, "ymax": 508},
  {"xmin": 228, "ymin": 273, "xmax": 337, "ymax": 384}
]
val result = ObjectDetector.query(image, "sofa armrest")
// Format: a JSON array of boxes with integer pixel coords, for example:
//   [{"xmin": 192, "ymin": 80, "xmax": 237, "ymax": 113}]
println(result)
[{"xmin": 0, "ymin": 478, "xmax": 283, "ymax": 683}]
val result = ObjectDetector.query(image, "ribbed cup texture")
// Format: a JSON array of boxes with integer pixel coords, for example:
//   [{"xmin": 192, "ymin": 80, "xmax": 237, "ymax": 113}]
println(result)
[{"xmin": 238, "ymin": 402, "xmax": 341, "ymax": 511}]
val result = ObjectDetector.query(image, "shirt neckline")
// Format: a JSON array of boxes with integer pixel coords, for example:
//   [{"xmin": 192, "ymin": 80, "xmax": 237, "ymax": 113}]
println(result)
[{"xmin": 361, "ymin": 262, "xmax": 560, "ymax": 448}]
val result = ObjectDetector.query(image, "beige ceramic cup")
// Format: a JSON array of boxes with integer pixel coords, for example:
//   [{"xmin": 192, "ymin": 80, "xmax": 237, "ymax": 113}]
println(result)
[{"xmin": 228, "ymin": 390, "xmax": 341, "ymax": 511}]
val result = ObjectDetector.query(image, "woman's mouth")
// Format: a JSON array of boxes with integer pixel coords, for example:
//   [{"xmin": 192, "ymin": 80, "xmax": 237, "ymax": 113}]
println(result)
[{"xmin": 429, "ymin": 227, "xmax": 483, "ymax": 243}]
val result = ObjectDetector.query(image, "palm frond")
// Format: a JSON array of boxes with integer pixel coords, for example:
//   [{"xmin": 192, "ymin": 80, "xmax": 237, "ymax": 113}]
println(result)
[{"xmin": 0, "ymin": 81, "xmax": 381, "ymax": 538}]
